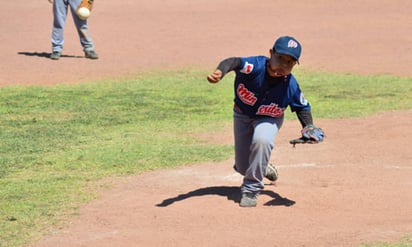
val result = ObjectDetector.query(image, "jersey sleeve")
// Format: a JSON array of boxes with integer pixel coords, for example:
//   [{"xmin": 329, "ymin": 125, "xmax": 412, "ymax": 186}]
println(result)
[
  {"xmin": 216, "ymin": 57, "xmax": 242, "ymax": 77},
  {"xmin": 296, "ymin": 109, "xmax": 313, "ymax": 127},
  {"xmin": 289, "ymin": 75, "xmax": 311, "ymax": 112}
]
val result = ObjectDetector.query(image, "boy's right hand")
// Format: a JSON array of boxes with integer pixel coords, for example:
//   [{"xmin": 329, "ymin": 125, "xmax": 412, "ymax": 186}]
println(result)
[{"xmin": 207, "ymin": 70, "xmax": 223, "ymax": 83}]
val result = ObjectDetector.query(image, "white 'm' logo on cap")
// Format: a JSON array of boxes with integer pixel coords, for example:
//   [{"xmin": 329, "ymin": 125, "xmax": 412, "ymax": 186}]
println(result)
[{"xmin": 288, "ymin": 40, "xmax": 298, "ymax": 48}]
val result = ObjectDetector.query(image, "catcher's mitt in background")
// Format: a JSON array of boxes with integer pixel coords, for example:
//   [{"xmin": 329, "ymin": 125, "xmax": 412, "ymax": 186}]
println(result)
[{"xmin": 290, "ymin": 124, "xmax": 325, "ymax": 147}]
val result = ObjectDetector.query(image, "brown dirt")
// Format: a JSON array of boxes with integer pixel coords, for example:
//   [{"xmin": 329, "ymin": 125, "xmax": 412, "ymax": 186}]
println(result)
[{"xmin": 1, "ymin": 0, "xmax": 411, "ymax": 246}]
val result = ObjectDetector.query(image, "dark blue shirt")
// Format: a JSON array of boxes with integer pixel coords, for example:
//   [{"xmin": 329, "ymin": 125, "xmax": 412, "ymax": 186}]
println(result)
[{"xmin": 233, "ymin": 56, "xmax": 311, "ymax": 118}]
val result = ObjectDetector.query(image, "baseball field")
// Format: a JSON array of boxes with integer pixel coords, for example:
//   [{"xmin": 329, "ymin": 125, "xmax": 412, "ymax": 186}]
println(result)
[{"xmin": 1, "ymin": 0, "xmax": 412, "ymax": 246}]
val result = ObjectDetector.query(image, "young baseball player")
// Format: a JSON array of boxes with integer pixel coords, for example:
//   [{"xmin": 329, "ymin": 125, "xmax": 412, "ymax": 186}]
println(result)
[
  {"xmin": 207, "ymin": 36, "xmax": 324, "ymax": 207},
  {"xmin": 48, "ymin": 0, "xmax": 98, "ymax": 60}
]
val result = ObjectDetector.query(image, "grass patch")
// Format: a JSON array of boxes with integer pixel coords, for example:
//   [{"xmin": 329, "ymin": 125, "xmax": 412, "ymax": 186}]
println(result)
[
  {"xmin": 360, "ymin": 235, "xmax": 412, "ymax": 247},
  {"xmin": 0, "ymin": 68, "xmax": 411, "ymax": 246},
  {"xmin": 0, "ymin": 69, "xmax": 234, "ymax": 246},
  {"xmin": 293, "ymin": 69, "xmax": 412, "ymax": 118}
]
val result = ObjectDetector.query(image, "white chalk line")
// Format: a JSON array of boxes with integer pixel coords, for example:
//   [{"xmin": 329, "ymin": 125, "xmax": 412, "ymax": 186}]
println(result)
[
  {"xmin": 221, "ymin": 163, "xmax": 334, "ymax": 182},
  {"xmin": 384, "ymin": 165, "xmax": 412, "ymax": 170},
  {"xmin": 277, "ymin": 163, "xmax": 318, "ymax": 168}
]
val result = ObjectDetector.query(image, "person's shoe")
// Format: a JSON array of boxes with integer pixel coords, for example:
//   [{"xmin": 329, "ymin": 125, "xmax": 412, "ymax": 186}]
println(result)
[
  {"xmin": 265, "ymin": 163, "xmax": 279, "ymax": 182},
  {"xmin": 50, "ymin": 51, "xmax": 61, "ymax": 60},
  {"xmin": 85, "ymin": 50, "xmax": 99, "ymax": 59},
  {"xmin": 239, "ymin": 192, "xmax": 258, "ymax": 207}
]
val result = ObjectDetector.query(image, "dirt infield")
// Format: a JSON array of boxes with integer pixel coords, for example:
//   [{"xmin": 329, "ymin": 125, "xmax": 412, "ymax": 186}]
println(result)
[
  {"xmin": 1, "ymin": 0, "xmax": 411, "ymax": 246},
  {"xmin": 1, "ymin": 0, "xmax": 411, "ymax": 86}
]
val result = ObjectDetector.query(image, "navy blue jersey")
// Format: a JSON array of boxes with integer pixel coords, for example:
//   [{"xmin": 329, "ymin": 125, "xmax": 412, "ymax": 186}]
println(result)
[{"xmin": 233, "ymin": 56, "xmax": 310, "ymax": 118}]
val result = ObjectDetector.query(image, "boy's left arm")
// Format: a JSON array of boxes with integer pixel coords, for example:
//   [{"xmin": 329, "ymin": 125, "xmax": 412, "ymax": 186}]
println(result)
[
  {"xmin": 293, "ymin": 110, "xmax": 325, "ymax": 145},
  {"xmin": 296, "ymin": 109, "xmax": 313, "ymax": 128}
]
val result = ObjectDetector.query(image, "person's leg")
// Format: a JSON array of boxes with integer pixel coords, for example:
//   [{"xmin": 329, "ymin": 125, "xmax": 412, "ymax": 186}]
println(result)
[
  {"xmin": 233, "ymin": 112, "xmax": 254, "ymax": 176},
  {"xmin": 233, "ymin": 112, "xmax": 257, "ymax": 207},
  {"xmin": 239, "ymin": 116, "xmax": 283, "ymax": 207},
  {"xmin": 233, "ymin": 112, "xmax": 284, "ymax": 206},
  {"xmin": 51, "ymin": 0, "xmax": 68, "ymax": 55},
  {"xmin": 69, "ymin": 0, "xmax": 97, "ymax": 57}
]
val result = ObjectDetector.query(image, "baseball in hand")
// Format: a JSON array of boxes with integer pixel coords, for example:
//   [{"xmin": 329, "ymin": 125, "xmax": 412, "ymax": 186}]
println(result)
[
  {"xmin": 207, "ymin": 70, "xmax": 223, "ymax": 83},
  {"xmin": 77, "ymin": 7, "xmax": 90, "ymax": 20}
]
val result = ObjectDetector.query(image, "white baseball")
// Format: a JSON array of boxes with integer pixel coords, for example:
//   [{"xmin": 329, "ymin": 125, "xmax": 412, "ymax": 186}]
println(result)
[{"xmin": 77, "ymin": 7, "xmax": 90, "ymax": 20}]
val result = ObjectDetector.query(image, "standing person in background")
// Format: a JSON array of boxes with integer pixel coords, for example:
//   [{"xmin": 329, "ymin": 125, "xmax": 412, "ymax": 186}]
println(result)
[
  {"xmin": 207, "ymin": 36, "xmax": 325, "ymax": 207},
  {"xmin": 48, "ymin": 0, "xmax": 98, "ymax": 60}
]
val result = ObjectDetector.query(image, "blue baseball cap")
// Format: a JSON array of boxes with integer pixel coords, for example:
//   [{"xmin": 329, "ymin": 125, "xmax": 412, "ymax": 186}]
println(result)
[{"xmin": 273, "ymin": 36, "xmax": 302, "ymax": 63}]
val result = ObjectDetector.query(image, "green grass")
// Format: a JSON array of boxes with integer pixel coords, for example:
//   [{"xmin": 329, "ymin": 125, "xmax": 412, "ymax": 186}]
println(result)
[
  {"xmin": 360, "ymin": 236, "xmax": 412, "ymax": 247},
  {"xmin": 0, "ymin": 68, "xmax": 411, "ymax": 247},
  {"xmin": 292, "ymin": 69, "xmax": 412, "ymax": 118}
]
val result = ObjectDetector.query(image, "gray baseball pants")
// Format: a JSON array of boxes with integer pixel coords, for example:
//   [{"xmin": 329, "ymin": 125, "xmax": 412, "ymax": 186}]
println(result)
[{"xmin": 233, "ymin": 111, "xmax": 283, "ymax": 194}]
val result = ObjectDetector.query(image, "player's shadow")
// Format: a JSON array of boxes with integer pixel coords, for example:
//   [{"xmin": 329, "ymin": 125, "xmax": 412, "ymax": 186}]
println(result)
[
  {"xmin": 17, "ymin": 51, "xmax": 83, "ymax": 59},
  {"xmin": 155, "ymin": 186, "xmax": 295, "ymax": 207}
]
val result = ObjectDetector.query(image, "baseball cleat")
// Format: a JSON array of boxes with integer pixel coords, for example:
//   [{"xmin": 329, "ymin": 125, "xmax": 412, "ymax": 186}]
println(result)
[
  {"xmin": 50, "ymin": 51, "xmax": 61, "ymax": 60},
  {"xmin": 265, "ymin": 163, "xmax": 279, "ymax": 182},
  {"xmin": 85, "ymin": 50, "xmax": 99, "ymax": 59},
  {"xmin": 239, "ymin": 192, "xmax": 258, "ymax": 207}
]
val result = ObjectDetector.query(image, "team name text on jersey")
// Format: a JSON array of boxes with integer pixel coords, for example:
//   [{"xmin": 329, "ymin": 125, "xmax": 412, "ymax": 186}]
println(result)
[
  {"xmin": 257, "ymin": 103, "xmax": 285, "ymax": 117},
  {"xmin": 237, "ymin": 83, "xmax": 257, "ymax": 106}
]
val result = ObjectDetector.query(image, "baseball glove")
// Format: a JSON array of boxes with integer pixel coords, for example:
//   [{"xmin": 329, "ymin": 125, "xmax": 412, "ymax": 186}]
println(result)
[{"xmin": 290, "ymin": 124, "xmax": 325, "ymax": 147}]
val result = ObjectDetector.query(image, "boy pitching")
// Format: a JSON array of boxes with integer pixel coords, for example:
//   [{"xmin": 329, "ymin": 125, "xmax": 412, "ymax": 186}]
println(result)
[{"xmin": 207, "ymin": 36, "xmax": 324, "ymax": 207}]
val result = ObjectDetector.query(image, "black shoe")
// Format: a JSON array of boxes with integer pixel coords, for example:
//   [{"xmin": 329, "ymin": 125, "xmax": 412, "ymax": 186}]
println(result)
[
  {"xmin": 85, "ymin": 50, "xmax": 99, "ymax": 59},
  {"xmin": 50, "ymin": 51, "xmax": 61, "ymax": 60}
]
